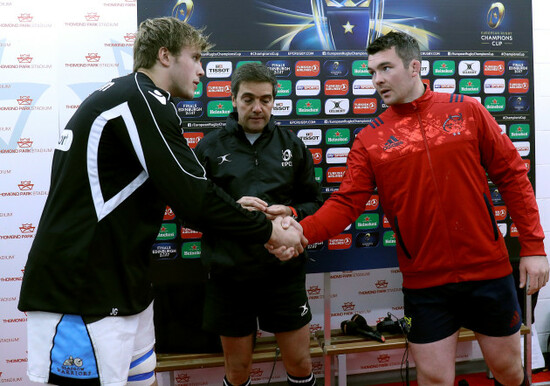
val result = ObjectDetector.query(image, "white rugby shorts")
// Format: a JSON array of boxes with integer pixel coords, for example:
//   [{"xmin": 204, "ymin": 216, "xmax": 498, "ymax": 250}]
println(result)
[{"xmin": 26, "ymin": 301, "xmax": 156, "ymax": 385}]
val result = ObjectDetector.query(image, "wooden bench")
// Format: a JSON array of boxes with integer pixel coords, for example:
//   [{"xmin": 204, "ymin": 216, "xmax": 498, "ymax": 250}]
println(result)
[
  {"xmin": 155, "ymin": 334, "xmax": 324, "ymax": 373},
  {"xmin": 316, "ymin": 325, "xmax": 531, "ymax": 386}
]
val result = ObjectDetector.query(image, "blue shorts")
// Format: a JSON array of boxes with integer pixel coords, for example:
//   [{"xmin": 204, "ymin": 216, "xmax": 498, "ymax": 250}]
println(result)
[{"xmin": 403, "ymin": 274, "xmax": 522, "ymax": 344}]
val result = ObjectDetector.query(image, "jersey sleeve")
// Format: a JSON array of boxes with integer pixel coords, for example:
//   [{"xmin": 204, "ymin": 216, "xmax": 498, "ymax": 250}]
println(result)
[
  {"xmin": 300, "ymin": 134, "xmax": 375, "ymax": 243},
  {"xmin": 475, "ymin": 102, "xmax": 545, "ymax": 257}
]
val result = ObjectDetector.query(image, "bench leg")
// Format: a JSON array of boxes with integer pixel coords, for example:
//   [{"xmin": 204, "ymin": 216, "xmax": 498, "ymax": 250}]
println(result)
[{"xmin": 337, "ymin": 354, "xmax": 347, "ymax": 386}]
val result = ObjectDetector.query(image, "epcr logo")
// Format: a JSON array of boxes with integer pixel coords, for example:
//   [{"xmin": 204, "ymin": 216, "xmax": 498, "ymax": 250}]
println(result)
[{"xmin": 282, "ymin": 149, "xmax": 292, "ymax": 162}]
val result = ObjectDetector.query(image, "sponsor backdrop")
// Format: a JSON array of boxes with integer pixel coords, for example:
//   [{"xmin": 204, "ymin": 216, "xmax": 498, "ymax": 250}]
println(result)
[
  {"xmin": 141, "ymin": 0, "xmax": 536, "ymax": 274},
  {"xmin": 138, "ymin": 0, "xmax": 538, "ymax": 383},
  {"xmin": 0, "ymin": 0, "xmax": 543, "ymax": 385}
]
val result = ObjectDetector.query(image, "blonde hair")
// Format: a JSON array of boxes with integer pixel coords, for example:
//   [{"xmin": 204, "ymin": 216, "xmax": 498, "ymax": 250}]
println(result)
[{"xmin": 133, "ymin": 17, "xmax": 212, "ymax": 72}]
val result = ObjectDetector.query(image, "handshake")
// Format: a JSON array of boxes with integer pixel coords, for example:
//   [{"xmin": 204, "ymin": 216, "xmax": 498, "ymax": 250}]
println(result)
[
  {"xmin": 264, "ymin": 216, "xmax": 308, "ymax": 261},
  {"xmin": 236, "ymin": 196, "xmax": 308, "ymax": 261}
]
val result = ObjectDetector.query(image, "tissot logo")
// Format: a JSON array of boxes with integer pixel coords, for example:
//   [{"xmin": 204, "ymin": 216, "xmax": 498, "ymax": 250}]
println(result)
[
  {"xmin": 272, "ymin": 99, "xmax": 292, "ymax": 116},
  {"xmin": 326, "ymin": 147, "xmax": 350, "ymax": 164},
  {"xmin": 508, "ymin": 79, "xmax": 529, "ymax": 94},
  {"xmin": 206, "ymin": 81, "xmax": 231, "ymax": 97},
  {"xmin": 328, "ymin": 234, "xmax": 352, "ymax": 250},
  {"xmin": 295, "ymin": 60, "xmax": 320, "ymax": 77},
  {"xmin": 324, "ymin": 79, "xmax": 349, "ymax": 96},
  {"xmin": 326, "ymin": 166, "xmax": 347, "ymax": 183},
  {"xmin": 297, "ymin": 129, "xmax": 322, "ymax": 145},
  {"xmin": 483, "ymin": 60, "xmax": 505, "ymax": 76},
  {"xmin": 353, "ymin": 98, "xmax": 377, "ymax": 114},
  {"xmin": 184, "ymin": 132, "xmax": 203, "ymax": 149},
  {"xmin": 459, "ymin": 61, "xmax": 480, "ymax": 76},
  {"xmin": 206, "ymin": 61, "xmax": 232, "ymax": 78},
  {"xmin": 267, "ymin": 60, "xmax": 292, "ymax": 77},
  {"xmin": 433, "ymin": 79, "xmax": 456, "ymax": 94},
  {"xmin": 296, "ymin": 79, "xmax": 321, "ymax": 96},
  {"xmin": 483, "ymin": 78, "xmax": 505, "ymax": 94},
  {"xmin": 352, "ymin": 79, "xmax": 375, "ymax": 95}
]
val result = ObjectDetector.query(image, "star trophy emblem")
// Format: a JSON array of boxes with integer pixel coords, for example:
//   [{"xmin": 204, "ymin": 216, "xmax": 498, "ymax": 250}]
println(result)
[
  {"xmin": 172, "ymin": 0, "xmax": 194, "ymax": 22},
  {"xmin": 311, "ymin": 0, "xmax": 385, "ymax": 50}
]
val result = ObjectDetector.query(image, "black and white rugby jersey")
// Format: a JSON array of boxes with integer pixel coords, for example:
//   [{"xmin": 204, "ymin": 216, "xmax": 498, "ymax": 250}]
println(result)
[{"xmin": 19, "ymin": 72, "xmax": 271, "ymax": 317}]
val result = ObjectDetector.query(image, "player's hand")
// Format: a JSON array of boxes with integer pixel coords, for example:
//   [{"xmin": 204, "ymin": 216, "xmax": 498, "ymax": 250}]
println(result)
[
  {"xmin": 265, "ymin": 216, "xmax": 308, "ymax": 261},
  {"xmin": 519, "ymin": 255, "xmax": 549, "ymax": 295}
]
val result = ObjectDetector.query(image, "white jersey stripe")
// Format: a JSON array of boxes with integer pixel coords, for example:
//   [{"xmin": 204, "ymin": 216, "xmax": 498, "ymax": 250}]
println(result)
[{"xmin": 87, "ymin": 102, "xmax": 148, "ymax": 221}]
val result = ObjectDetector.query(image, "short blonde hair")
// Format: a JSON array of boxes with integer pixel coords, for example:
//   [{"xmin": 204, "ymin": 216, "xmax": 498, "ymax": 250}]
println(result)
[{"xmin": 133, "ymin": 17, "xmax": 212, "ymax": 72}]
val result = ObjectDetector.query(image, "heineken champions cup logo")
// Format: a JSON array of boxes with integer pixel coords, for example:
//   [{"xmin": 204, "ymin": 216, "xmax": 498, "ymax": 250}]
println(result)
[
  {"xmin": 487, "ymin": 2, "xmax": 505, "ymax": 29},
  {"xmin": 311, "ymin": 0, "xmax": 385, "ymax": 50},
  {"xmin": 173, "ymin": 0, "xmax": 194, "ymax": 22}
]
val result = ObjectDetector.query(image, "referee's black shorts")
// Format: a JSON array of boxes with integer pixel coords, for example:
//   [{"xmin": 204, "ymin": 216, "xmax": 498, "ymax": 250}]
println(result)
[{"xmin": 203, "ymin": 265, "xmax": 312, "ymax": 337}]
